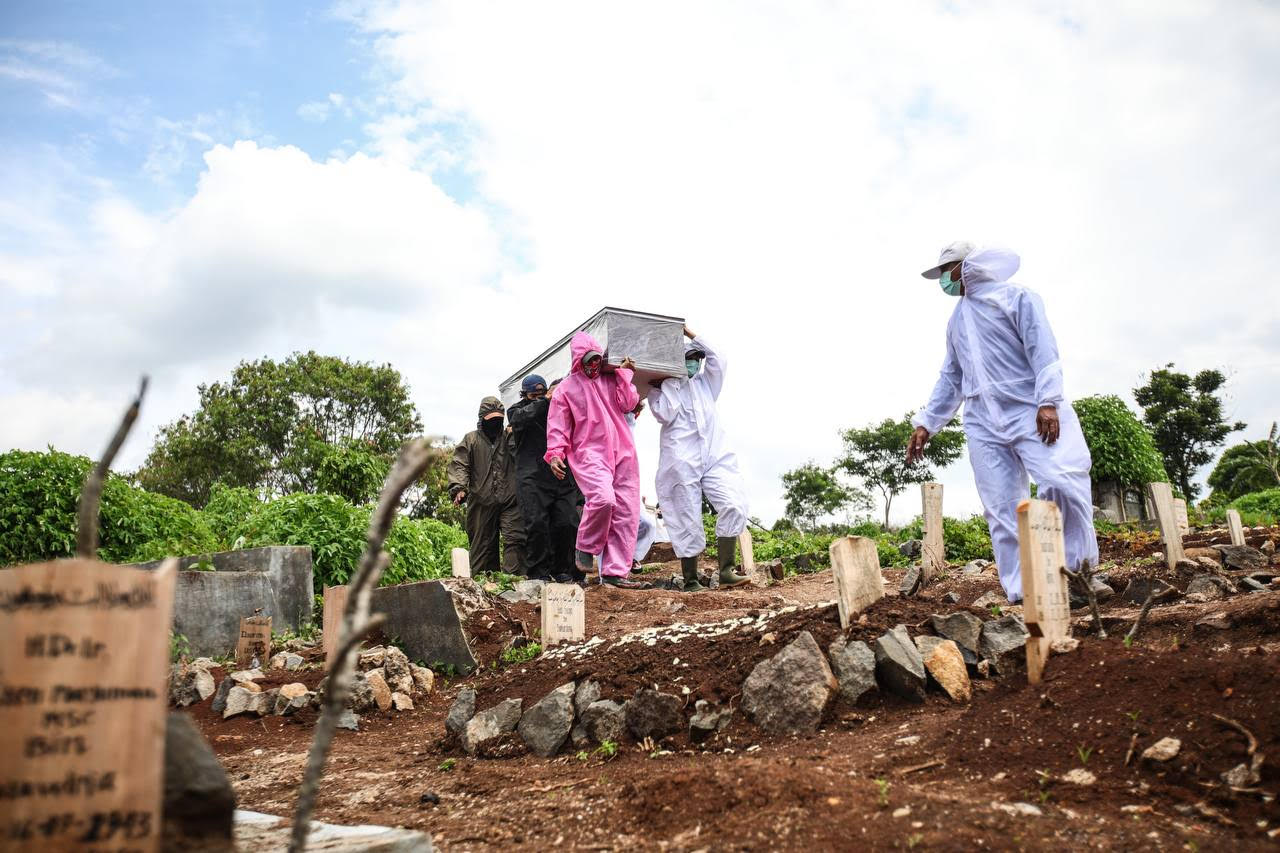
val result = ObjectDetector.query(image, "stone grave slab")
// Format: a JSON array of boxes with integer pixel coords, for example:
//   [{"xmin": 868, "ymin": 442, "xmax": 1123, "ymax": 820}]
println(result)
[
  {"xmin": 322, "ymin": 585, "xmax": 349, "ymax": 667},
  {"xmin": 1226, "ymin": 509, "xmax": 1245, "ymax": 547},
  {"xmin": 369, "ymin": 581, "xmax": 477, "ymax": 674},
  {"xmin": 451, "ymin": 548, "xmax": 470, "ymax": 579},
  {"xmin": 1147, "ymin": 482, "xmax": 1184, "ymax": 569},
  {"xmin": 828, "ymin": 535, "xmax": 885, "ymax": 629},
  {"xmin": 235, "ymin": 615, "xmax": 272, "ymax": 669},
  {"xmin": 541, "ymin": 583, "xmax": 585, "ymax": 647},
  {"xmin": 1018, "ymin": 499, "xmax": 1071, "ymax": 685},
  {"xmin": 921, "ymin": 482, "xmax": 945, "ymax": 583},
  {"xmin": 0, "ymin": 558, "xmax": 177, "ymax": 852}
]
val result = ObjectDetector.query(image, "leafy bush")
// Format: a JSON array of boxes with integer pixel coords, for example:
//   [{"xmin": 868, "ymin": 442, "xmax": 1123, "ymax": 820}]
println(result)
[
  {"xmin": 1073, "ymin": 395, "xmax": 1168, "ymax": 488},
  {"xmin": 199, "ymin": 483, "xmax": 261, "ymax": 547},
  {"xmin": 382, "ymin": 516, "xmax": 468, "ymax": 586},
  {"xmin": 895, "ymin": 515, "xmax": 993, "ymax": 562},
  {"xmin": 1228, "ymin": 488, "xmax": 1280, "ymax": 525},
  {"xmin": 238, "ymin": 493, "xmax": 368, "ymax": 588}
]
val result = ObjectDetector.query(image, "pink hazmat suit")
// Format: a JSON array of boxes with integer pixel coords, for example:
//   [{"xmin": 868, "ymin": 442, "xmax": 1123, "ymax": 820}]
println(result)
[{"xmin": 544, "ymin": 331, "xmax": 641, "ymax": 578}]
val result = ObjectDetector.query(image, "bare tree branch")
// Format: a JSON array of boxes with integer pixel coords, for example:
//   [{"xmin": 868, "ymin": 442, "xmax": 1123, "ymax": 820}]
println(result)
[
  {"xmin": 1062, "ymin": 559, "xmax": 1107, "ymax": 639},
  {"xmin": 289, "ymin": 438, "xmax": 438, "ymax": 853},
  {"xmin": 77, "ymin": 377, "xmax": 149, "ymax": 558},
  {"xmin": 1125, "ymin": 586, "xmax": 1157, "ymax": 645}
]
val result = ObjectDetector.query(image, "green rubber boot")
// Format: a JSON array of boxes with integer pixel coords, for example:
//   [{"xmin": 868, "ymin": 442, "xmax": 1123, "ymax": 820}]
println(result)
[
  {"xmin": 681, "ymin": 556, "xmax": 705, "ymax": 592},
  {"xmin": 717, "ymin": 536, "xmax": 749, "ymax": 588}
]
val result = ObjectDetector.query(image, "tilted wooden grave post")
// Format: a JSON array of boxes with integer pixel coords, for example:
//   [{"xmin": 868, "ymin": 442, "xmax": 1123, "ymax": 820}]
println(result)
[
  {"xmin": 1172, "ymin": 498, "xmax": 1190, "ymax": 537},
  {"xmin": 738, "ymin": 529, "xmax": 763, "ymax": 586},
  {"xmin": 921, "ymin": 482, "xmax": 945, "ymax": 583},
  {"xmin": 1018, "ymin": 499, "xmax": 1071, "ymax": 685},
  {"xmin": 540, "ymin": 583, "xmax": 585, "ymax": 647},
  {"xmin": 1147, "ymin": 482, "xmax": 1184, "ymax": 570},
  {"xmin": 829, "ymin": 535, "xmax": 885, "ymax": 629},
  {"xmin": 321, "ymin": 585, "xmax": 349, "ymax": 667},
  {"xmin": 1226, "ymin": 509, "xmax": 1246, "ymax": 547}
]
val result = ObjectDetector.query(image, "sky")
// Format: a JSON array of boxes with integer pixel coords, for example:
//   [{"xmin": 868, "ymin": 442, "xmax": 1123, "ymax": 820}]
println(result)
[{"xmin": 2, "ymin": 1, "xmax": 1278, "ymax": 526}]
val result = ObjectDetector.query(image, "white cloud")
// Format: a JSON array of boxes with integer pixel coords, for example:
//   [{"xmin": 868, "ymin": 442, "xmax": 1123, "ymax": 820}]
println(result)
[{"xmin": 4, "ymin": 1, "xmax": 1279, "ymax": 526}]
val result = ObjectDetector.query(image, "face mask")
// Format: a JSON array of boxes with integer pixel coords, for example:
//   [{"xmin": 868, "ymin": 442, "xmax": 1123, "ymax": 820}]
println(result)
[
  {"xmin": 583, "ymin": 357, "xmax": 602, "ymax": 379},
  {"xmin": 685, "ymin": 359, "xmax": 701, "ymax": 378},
  {"xmin": 480, "ymin": 417, "xmax": 503, "ymax": 439},
  {"xmin": 940, "ymin": 268, "xmax": 963, "ymax": 297}
]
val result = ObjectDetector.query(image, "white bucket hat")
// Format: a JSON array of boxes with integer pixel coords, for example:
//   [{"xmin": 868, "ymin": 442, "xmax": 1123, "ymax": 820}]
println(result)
[{"xmin": 921, "ymin": 240, "xmax": 976, "ymax": 279}]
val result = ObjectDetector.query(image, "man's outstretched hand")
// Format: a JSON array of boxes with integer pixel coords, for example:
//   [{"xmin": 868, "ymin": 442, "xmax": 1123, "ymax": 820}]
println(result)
[
  {"xmin": 906, "ymin": 426, "xmax": 930, "ymax": 464},
  {"xmin": 1036, "ymin": 405, "xmax": 1060, "ymax": 445},
  {"xmin": 548, "ymin": 456, "xmax": 567, "ymax": 480}
]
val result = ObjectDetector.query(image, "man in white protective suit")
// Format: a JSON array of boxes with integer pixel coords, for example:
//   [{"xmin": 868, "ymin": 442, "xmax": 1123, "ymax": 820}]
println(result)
[
  {"xmin": 906, "ymin": 242, "xmax": 1099, "ymax": 603},
  {"xmin": 647, "ymin": 324, "xmax": 751, "ymax": 592}
]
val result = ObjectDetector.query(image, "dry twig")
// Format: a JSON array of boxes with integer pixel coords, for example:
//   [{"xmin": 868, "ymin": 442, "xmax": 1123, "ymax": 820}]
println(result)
[
  {"xmin": 76, "ymin": 376, "xmax": 148, "ymax": 558},
  {"xmin": 1125, "ymin": 585, "xmax": 1157, "ymax": 645},
  {"xmin": 1210, "ymin": 713, "xmax": 1258, "ymax": 756},
  {"xmin": 289, "ymin": 439, "xmax": 438, "ymax": 853},
  {"xmin": 1061, "ymin": 559, "xmax": 1106, "ymax": 639},
  {"xmin": 1124, "ymin": 732, "xmax": 1139, "ymax": 766}
]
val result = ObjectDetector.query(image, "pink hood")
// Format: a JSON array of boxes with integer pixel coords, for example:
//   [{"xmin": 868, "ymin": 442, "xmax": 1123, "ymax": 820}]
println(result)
[{"xmin": 569, "ymin": 330, "xmax": 603, "ymax": 374}]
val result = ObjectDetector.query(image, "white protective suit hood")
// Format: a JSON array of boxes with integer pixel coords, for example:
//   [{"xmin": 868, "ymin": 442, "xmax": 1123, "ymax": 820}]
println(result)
[{"xmin": 959, "ymin": 247, "xmax": 1020, "ymax": 293}]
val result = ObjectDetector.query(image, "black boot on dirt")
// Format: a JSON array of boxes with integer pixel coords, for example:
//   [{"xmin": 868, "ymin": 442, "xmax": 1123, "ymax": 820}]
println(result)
[
  {"xmin": 601, "ymin": 574, "xmax": 650, "ymax": 589},
  {"xmin": 717, "ymin": 537, "xmax": 750, "ymax": 588},
  {"xmin": 575, "ymin": 549, "xmax": 595, "ymax": 572},
  {"xmin": 681, "ymin": 556, "xmax": 705, "ymax": 592}
]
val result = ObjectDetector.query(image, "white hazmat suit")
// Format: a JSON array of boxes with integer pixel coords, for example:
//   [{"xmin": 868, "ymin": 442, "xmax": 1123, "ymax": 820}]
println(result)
[
  {"xmin": 647, "ymin": 336, "xmax": 749, "ymax": 558},
  {"xmin": 913, "ymin": 247, "xmax": 1099, "ymax": 602}
]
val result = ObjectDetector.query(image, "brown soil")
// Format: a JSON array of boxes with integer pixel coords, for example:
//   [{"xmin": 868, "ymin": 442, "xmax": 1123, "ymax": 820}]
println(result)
[{"xmin": 181, "ymin": 529, "xmax": 1280, "ymax": 850}]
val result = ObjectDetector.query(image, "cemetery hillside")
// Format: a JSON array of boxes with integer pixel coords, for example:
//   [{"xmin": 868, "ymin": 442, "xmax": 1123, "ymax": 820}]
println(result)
[{"xmin": 3, "ymin": 352, "xmax": 1279, "ymax": 851}]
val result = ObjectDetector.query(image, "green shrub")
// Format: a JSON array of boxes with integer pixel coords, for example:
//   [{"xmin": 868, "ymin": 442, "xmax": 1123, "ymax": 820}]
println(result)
[
  {"xmin": 896, "ymin": 515, "xmax": 993, "ymax": 562},
  {"xmin": 382, "ymin": 516, "xmax": 468, "ymax": 586},
  {"xmin": 1073, "ymin": 395, "xmax": 1168, "ymax": 488},
  {"xmin": 239, "ymin": 493, "xmax": 368, "ymax": 589},
  {"xmin": 1228, "ymin": 488, "xmax": 1280, "ymax": 525},
  {"xmin": 201, "ymin": 483, "xmax": 261, "ymax": 547}
]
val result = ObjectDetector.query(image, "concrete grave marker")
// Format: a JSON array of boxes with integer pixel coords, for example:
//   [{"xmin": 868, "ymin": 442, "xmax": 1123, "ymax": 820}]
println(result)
[
  {"xmin": 1147, "ymin": 482, "xmax": 1184, "ymax": 570},
  {"xmin": 1173, "ymin": 498, "xmax": 1190, "ymax": 537},
  {"xmin": 0, "ymin": 558, "xmax": 177, "ymax": 852},
  {"xmin": 1018, "ymin": 499, "xmax": 1071, "ymax": 685},
  {"xmin": 235, "ymin": 615, "xmax": 272, "ymax": 669},
  {"xmin": 540, "ymin": 583, "xmax": 585, "ymax": 647},
  {"xmin": 321, "ymin": 585, "xmax": 348, "ymax": 667},
  {"xmin": 450, "ymin": 547, "xmax": 471, "ymax": 579},
  {"xmin": 921, "ymin": 482, "xmax": 945, "ymax": 583},
  {"xmin": 1226, "ymin": 509, "xmax": 1245, "ymax": 547},
  {"xmin": 828, "ymin": 536, "xmax": 885, "ymax": 629}
]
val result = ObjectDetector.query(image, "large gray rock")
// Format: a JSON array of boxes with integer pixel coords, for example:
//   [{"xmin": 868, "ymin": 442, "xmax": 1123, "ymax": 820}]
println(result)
[
  {"xmin": 1121, "ymin": 577, "xmax": 1178, "ymax": 605},
  {"xmin": 210, "ymin": 677, "xmax": 235, "ymax": 716},
  {"xmin": 742, "ymin": 630, "xmax": 838, "ymax": 734},
  {"xmin": 518, "ymin": 683, "xmax": 575, "ymax": 757},
  {"xmin": 873, "ymin": 625, "xmax": 926, "ymax": 702},
  {"xmin": 574, "ymin": 680, "xmax": 601, "ymax": 715},
  {"xmin": 980, "ymin": 614, "xmax": 1029, "ymax": 675},
  {"xmin": 689, "ymin": 700, "xmax": 734, "ymax": 743},
  {"xmin": 369, "ymin": 580, "xmax": 477, "ymax": 674},
  {"xmin": 898, "ymin": 539, "xmax": 922, "ymax": 558},
  {"xmin": 625, "ymin": 688, "xmax": 684, "ymax": 741},
  {"xmin": 577, "ymin": 699, "xmax": 626, "ymax": 746},
  {"xmin": 446, "ymin": 687, "xmax": 476, "ymax": 737},
  {"xmin": 346, "ymin": 674, "xmax": 377, "ymax": 714},
  {"xmin": 1186, "ymin": 574, "xmax": 1231, "ymax": 601},
  {"xmin": 163, "ymin": 713, "xmax": 234, "ymax": 843},
  {"xmin": 827, "ymin": 636, "xmax": 877, "ymax": 705},
  {"xmin": 383, "ymin": 646, "xmax": 413, "ymax": 695},
  {"xmin": 222, "ymin": 686, "xmax": 261, "ymax": 719},
  {"xmin": 462, "ymin": 698, "xmax": 523, "ymax": 755},
  {"xmin": 929, "ymin": 612, "xmax": 983, "ymax": 655},
  {"xmin": 169, "ymin": 664, "xmax": 216, "ymax": 707},
  {"xmin": 1213, "ymin": 544, "xmax": 1268, "ymax": 571},
  {"xmin": 898, "ymin": 564, "xmax": 922, "ymax": 597}
]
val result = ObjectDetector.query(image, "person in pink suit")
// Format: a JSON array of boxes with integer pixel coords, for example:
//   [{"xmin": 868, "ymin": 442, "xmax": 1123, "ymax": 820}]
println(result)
[{"xmin": 544, "ymin": 331, "xmax": 648, "ymax": 589}]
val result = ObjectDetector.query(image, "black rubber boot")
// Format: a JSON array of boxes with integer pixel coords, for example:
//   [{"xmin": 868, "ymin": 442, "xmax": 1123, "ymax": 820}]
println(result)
[
  {"xmin": 717, "ymin": 536, "xmax": 749, "ymax": 588},
  {"xmin": 681, "ymin": 556, "xmax": 705, "ymax": 592}
]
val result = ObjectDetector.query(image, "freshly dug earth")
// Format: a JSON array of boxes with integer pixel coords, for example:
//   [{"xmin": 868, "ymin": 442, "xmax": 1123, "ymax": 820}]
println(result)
[{"xmin": 183, "ymin": 531, "xmax": 1280, "ymax": 850}]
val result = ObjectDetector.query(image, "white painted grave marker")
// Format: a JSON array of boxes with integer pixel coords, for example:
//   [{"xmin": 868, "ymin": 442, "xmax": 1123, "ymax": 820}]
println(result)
[
  {"xmin": 0, "ymin": 558, "xmax": 177, "ymax": 852},
  {"xmin": 1018, "ymin": 500, "xmax": 1071, "ymax": 685},
  {"xmin": 1147, "ymin": 482, "xmax": 1184, "ymax": 570},
  {"xmin": 450, "ymin": 548, "xmax": 471, "ymax": 579},
  {"xmin": 322, "ymin": 585, "xmax": 349, "ymax": 668},
  {"xmin": 828, "ymin": 536, "xmax": 885, "ymax": 629},
  {"xmin": 540, "ymin": 583, "xmax": 585, "ymax": 647},
  {"xmin": 1226, "ymin": 509, "xmax": 1245, "ymax": 547},
  {"xmin": 921, "ymin": 482, "xmax": 945, "ymax": 583},
  {"xmin": 1173, "ymin": 498, "xmax": 1190, "ymax": 537}
]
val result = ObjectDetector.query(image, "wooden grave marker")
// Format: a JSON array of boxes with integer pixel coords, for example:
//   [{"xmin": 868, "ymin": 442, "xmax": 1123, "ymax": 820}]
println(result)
[
  {"xmin": 1226, "ymin": 509, "xmax": 1246, "ymax": 547},
  {"xmin": 1018, "ymin": 500, "xmax": 1071, "ymax": 685},
  {"xmin": 234, "ymin": 615, "xmax": 272, "ymax": 669},
  {"xmin": 540, "ymin": 583, "xmax": 585, "ymax": 647},
  {"xmin": 321, "ymin": 585, "xmax": 349, "ymax": 667},
  {"xmin": 0, "ymin": 558, "xmax": 177, "ymax": 852},
  {"xmin": 829, "ymin": 536, "xmax": 885, "ymax": 629},
  {"xmin": 738, "ymin": 529, "xmax": 762, "ymax": 586},
  {"xmin": 1147, "ymin": 482, "xmax": 1184, "ymax": 569},
  {"xmin": 1173, "ymin": 498, "xmax": 1190, "ymax": 537},
  {"xmin": 450, "ymin": 548, "xmax": 470, "ymax": 579},
  {"xmin": 921, "ymin": 482, "xmax": 945, "ymax": 583}
]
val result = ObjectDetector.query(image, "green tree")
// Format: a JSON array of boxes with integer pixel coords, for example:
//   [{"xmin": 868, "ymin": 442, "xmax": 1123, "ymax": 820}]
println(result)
[
  {"xmin": 1072, "ymin": 395, "xmax": 1168, "ymax": 488},
  {"xmin": 1133, "ymin": 365, "xmax": 1245, "ymax": 502},
  {"xmin": 838, "ymin": 414, "xmax": 965, "ymax": 528},
  {"xmin": 780, "ymin": 463, "xmax": 867, "ymax": 531},
  {"xmin": 1207, "ymin": 423, "xmax": 1280, "ymax": 501},
  {"xmin": 135, "ymin": 352, "xmax": 422, "ymax": 506}
]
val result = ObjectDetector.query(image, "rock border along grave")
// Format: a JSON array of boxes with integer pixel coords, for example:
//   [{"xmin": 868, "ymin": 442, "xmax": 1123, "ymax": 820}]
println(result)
[
  {"xmin": 541, "ymin": 583, "xmax": 585, "ymax": 647},
  {"xmin": 1147, "ymin": 482, "xmax": 1184, "ymax": 570},
  {"xmin": 1018, "ymin": 499, "xmax": 1071, "ymax": 685},
  {"xmin": 921, "ymin": 482, "xmax": 945, "ymax": 583},
  {"xmin": 829, "ymin": 535, "xmax": 885, "ymax": 629},
  {"xmin": 1226, "ymin": 509, "xmax": 1246, "ymax": 547},
  {"xmin": 0, "ymin": 558, "xmax": 177, "ymax": 852}
]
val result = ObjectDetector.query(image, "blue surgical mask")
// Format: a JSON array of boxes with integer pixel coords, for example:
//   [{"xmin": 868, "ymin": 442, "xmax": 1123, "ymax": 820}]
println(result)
[
  {"xmin": 685, "ymin": 359, "xmax": 701, "ymax": 378},
  {"xmin": 940, "ymin": 268, "xmax": 963, "ymax": 296}
]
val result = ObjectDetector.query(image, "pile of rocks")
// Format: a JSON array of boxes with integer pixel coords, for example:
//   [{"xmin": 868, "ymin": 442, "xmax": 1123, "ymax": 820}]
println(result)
[{"xmin": 329, "ymin": 645, "xmax": 436, "ymax": 728}]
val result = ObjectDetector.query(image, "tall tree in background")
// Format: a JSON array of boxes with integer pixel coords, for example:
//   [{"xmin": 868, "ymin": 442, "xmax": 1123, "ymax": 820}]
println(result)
[
  {"xmin": 136, "ymin": 352, "xmax": 423, "ymax": 506},
  {"xmin": 1206, "ymin": 423, "xmax": 1280, "ymax": 501},
  {"xmin": 780, "ymin": 462, "xmax": 867, "ymax": 531},
  {"xmin": 1133, "ymin": 365, "xmax": 1245, "ymax": 502},
  {"xmin": 838, "ymin": 414, "xmax": 965, "ymax": 528}
]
